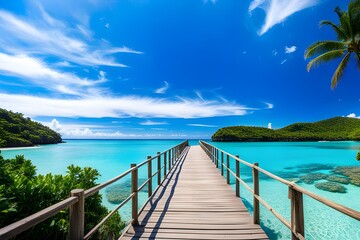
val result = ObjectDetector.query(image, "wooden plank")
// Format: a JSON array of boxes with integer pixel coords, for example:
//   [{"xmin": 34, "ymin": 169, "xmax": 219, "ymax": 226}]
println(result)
[
  {"xmin": 122, "ymin": 232, "xmax": 268, "ymax": 240},
  {"xmin": 120, "ymin": 146, "xmax": 268, "ymax": 240}
]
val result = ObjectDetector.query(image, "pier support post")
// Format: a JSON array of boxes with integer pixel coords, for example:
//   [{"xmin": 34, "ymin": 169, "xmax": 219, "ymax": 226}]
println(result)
[
  {"xmin": 157, "ymin": 152, "xmax": 161, "ymax": 185},
  {"xmin": 215, "ymin": 149, "xmax": 218, "ymax": 168},
  {"xmin": 164, "ymin": 152, "xmax": 167, "ymax": 177},
  {"xmin": 147, "ymin": 156, "xmax": 152, "ymax": 198},
  {"xmin": 235, "ymin": 155, "xmax": 240, "ymax": 197},
  {"xmin": 131, "ymin": 163, "xmax": 139, "ymax": 225},
  {"xmin": 221, "ymin": 152, "xmax": 224, "ymax": 176},
  {"xmin": 289, "ymin": 187, "xmax": 304, "ymax": 240},
  {"xmin": 252, "ymin": 162, "xmax": 260, "ymax": 224},
  {"xmin": 69, "ymin": 189, "xmax": 84, "ymax": 240},
  {"xmin": 168, "ymin": 150, "xmax": 171, "ymax": 170},
  {"xmin": 226, "ymin": 155, "xmax": 230, "ymax": 184}
]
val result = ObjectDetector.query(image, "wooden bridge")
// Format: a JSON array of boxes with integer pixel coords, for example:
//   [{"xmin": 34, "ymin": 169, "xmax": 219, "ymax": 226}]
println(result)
[
  {"xmin": 0, "ymin": 140, "xmax": 359, "ymax": 240},
  {"xmin": 120, "ymin": 145, "xmax": 268, "ymax": 240}
]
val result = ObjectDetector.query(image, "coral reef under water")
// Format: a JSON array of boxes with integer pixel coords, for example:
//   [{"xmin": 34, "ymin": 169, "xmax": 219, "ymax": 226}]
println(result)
[
  {"xmin": 315, "ymin": 181, "xmax": 347, "ymax": 193},
  {"xmin": 106, "ymin": 178, "xmax": 148, "ymax": 204}
]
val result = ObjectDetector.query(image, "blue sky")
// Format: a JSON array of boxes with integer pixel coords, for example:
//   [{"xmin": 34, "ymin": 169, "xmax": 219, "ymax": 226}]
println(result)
[{"xmin": 0, "ymin": 0, "xmax": 358, "ymax": 139}]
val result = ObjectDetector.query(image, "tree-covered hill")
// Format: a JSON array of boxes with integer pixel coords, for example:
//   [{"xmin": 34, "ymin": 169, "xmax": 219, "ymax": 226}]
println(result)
[
  {"xmin": 212, "ymin": 117, "xmax": 360, "ymax": 142},
  {"xmin": 0, "ymin": 108, "xmax": 62, "ymax": 147}
]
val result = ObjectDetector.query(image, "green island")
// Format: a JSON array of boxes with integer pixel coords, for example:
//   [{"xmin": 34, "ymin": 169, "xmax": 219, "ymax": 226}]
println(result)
[
  {"xmin": 0, "ymin": 108, "xmax": 62, "ymax": 148},
  {"xmin": 212, "ymin": 117, "xmax": 360, "ymax": 142}
]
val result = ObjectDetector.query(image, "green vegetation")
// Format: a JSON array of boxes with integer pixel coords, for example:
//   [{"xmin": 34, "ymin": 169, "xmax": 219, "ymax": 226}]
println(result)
[
  {"xmin": 0, "ymin": 153, "xmax": 125, "ymax": 239},
  {"xmin": 212, "ymin": 117, "xmax": 360, "ymax": 142},
  {"xmin": 305, "ymin": 0, "xmax": 360, "ymax": 89},
  {"xmin": 0, "ymin": 108, "xmax": 62, "ymax": 148}
]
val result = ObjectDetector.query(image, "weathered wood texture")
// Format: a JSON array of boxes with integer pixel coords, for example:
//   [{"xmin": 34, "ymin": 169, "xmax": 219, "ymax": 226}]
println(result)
[{"xmin": 120, "ymin": 146, "xmax": 268, "ymax": 240}]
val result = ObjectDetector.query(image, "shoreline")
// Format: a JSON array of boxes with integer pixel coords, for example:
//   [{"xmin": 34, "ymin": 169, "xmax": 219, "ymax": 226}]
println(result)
[{"xmin": 0, "ymin": 146, "xmax": 41, "ymax": 151}]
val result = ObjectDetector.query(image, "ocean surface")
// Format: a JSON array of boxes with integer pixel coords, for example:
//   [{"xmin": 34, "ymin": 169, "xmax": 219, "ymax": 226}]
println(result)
[{"xmin": 1, "ymin": 140, "xmax": 359, "ymax": 240}]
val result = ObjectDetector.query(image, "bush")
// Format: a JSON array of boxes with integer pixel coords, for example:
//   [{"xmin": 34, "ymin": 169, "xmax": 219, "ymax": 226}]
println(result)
[{"xmin": 0, "ymin": 154, "xmax": 126, "ymax": 239}]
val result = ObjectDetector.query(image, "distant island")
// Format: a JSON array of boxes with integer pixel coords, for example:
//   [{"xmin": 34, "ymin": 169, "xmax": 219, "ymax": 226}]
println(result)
[
  {"xmin": 0, "ymin": 108, "xmax": 62, "ymax": 148},
  {"xmin": 212, "ymin": 117, "xmax": 360, "ymax": 142}
]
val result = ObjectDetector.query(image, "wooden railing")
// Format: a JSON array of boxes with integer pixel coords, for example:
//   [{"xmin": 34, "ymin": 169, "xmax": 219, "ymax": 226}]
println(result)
[
  {"xmin": 200, "ymin": 140, "xmax": 360, "ymax": 240},
  {"xmin": 0, "ymin": 140, "xmax": 189, "ymax": 240}
]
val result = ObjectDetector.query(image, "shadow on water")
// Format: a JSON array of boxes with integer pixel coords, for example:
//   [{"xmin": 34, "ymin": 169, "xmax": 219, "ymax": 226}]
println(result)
[{"xmin": 241, "ymin": 197, "xmax": 281, "ymax": 240}]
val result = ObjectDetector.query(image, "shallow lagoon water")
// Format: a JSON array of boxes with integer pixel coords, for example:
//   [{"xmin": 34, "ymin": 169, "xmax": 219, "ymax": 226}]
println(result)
[{"xmin": 2, "ymin": 140, "xmax": 360, "ymax": 239}]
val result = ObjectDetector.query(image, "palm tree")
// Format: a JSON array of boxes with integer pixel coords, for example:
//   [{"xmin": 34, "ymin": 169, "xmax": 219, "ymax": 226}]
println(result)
[{"xmin": 305, "ymin": 0, "xmax": 360, "ymax": 89}]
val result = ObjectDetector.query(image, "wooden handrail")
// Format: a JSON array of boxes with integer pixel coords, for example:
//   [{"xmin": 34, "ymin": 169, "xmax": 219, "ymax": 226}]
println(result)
[
  {"xmin": 0, "ymin": 140, "xmax": 189, "ymax": 240},
  {"xmin": 0, "ymin": 197, "xmax": 78, "ymax": 239},
  {"xmin": 199, "ymin": 140, "xmax": 360, "ymax": 240}
]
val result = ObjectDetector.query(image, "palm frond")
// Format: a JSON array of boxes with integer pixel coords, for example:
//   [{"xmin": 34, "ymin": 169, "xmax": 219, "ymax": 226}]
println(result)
[
  {"xmin": 331, "ymin": 52, "xmax": 351, "ymax": 89},
  {"xmin": 304, "ymin": 40, "xmax": 346, "ymax": 59},
  {"xmin": 334, "ymin": 6, "xmax": 344, "ymax": 18},
  {"xmin": 339, "ymin": 12, "xmax": 353, "ymax": 39},
  {"xmin": 356, "ymin": 52, "xmax": 360, "ymax": 69},
  {"xmin": 320, "ymin": 20, "xmax": 349, "ymax": 40},
  {"xmin": 348, "ymin": 0, "xmax": 360, "ymax": 35},
  {"xmin": 307, "ymin": 49, "xmax": 345, "ymax": 72}
]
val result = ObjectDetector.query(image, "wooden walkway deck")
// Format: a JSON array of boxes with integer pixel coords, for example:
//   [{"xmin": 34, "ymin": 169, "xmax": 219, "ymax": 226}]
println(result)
[{"xmin": 120, "ymin": 146, "xmax": 268, "ymax": 240}]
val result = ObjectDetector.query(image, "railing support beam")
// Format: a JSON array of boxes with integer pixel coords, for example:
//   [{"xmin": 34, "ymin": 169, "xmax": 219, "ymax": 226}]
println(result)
[
  {"xmin": 235, "ymin": 155, "xmax": 240, "ymax": 197},
  {"xmin": 289, "ymin": 187, "xmax": 305, "ymax": 240},
  {"xmin": 226, "ymin": 155, "xmax": 230, "ymax": 184},
  {"xmin": 157, "ymin": 152, "xmax": 161, "ymax": 185},
  {"xmin": 69, "ymin": 189, "xmax": 84, "ymax": 240},
  {"xmin": 221, "ymin": 152, "xmax": 224, "ymax": 176},
  {"xmin": 131, "ymin": 163, "xmax": 139, "ymax": 225},
  {"xmin": 147, "ymin": 156, "xmax": 152, "ymax": 198},
  {"xmin": 164, "ymin": 152, "xmax": 167, "ymax": 177},
  {"xmin": 253, "ymin": 163, "xmax": 260, "ymax": 224}
]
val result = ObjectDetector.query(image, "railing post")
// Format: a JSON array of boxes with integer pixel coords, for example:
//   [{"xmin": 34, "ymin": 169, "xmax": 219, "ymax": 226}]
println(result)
[
  {"xmin": 164, "ymin": 152, "xmax": 167, "ymax": 177},
  {"xmin": 69, "ymin": 189, "xmax": 84, "ymax": 240},
  {"xmin": 235, "ymin": 155, "xmax": 240, "ymax": 197},
  {"xmin": 289, "ymin": 187, "xmax": 305, "ymax": 240},
  {"xmin": 221, "ymin": 152, "xmax": 224, "ymax": 176},
  {"xmin": 226, "ymin": 155, "xmax": 230, "ymax": 184},
  {"xmin": 212, "ymin": 147, "xmax": 215, "ymax": 163},
  {"xmin": 168, "ymin": 150, "xmax": 171, "ymax": 170},
  {"xmin": 131, "ymin": 163, "xmax": 139, "ymax": 225},
  {"xmin": 252, "ymin": 162, "xmax": 260, "ymax": 224},
  {"xmin": 147, "ymin": 156, "xmax": 152, "ymax": 198},
  {"xmin": 157, "ymin": 152, "xmax": 161, "ymax": 185},
  {"xmin": 173, "ymin": 148, "xmax": 175, "ymax": 164},
  {"xmin": 215, "ymin": 149, "xmax": 218, "ymax": 168}
]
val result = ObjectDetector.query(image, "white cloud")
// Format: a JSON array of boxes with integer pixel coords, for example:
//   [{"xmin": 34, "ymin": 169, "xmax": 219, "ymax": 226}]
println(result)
[
  {"xmin": 187, "ymin": 124, "xmax": 218, "ymax": 128},
  {"xmin": 105, "ymin": 23, "xmax": 109, "ymax": 28},
  {"xmin": 272, "ymin": 50, "xmax": 278, "ymax": 56},
  {"xmin": 264, "ymin": 102, "xmax": 274, "ymax": 109},
  {"xmin": 268, "ymin": 123, "xmax": 272, "ymax": 129},
  {"xmin": 51, "ymin": 119, "xmax": 61, "ymax": 130},
  {"xmin": 151, "ymin": 128, "xmax": 167, "ymax": 131},
  {"xmin": 249, "ymin": 0, "xmax": 266, "ymax": 12},
  {"xmin": 249, "ymin": 0, "xmax": 320, "ymax": 35},
  {"xmin": 140, "ymin": 120, "xmax": 169, "ymax": 126},
  {"xmin": 281, "ymin": 59, "xmax": 287, "ymax": 65},
  {"xmin": 204, "ymin": 0, "xmax": 217, "ymax": 4},
  {"xmin": 347, "ymin": 113, "xmax": 360, "ymax": 119},
  {"xmin": 0, "ymin": 53, "xmax": 105, "ymax": 96},
  {"xmin": 285, "ymin": 46, "xmax": 297, "ymax": 53},
  {"xmin": 0, "ymin": 93, "xmax": 252, "ymax": 119},
  {"xmin": 154, "ymin": 81, "xmax": 170, "ymax": 94},
  {"xmin": 0, "ymin": 9, "xmax": 142, "ymax": 67}
]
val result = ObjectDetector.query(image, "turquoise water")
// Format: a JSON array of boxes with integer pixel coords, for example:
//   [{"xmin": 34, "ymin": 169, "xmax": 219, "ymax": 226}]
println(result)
[
  {"xmin": 211, "ymin": 141, "xmax": 360, "ymax": 240},
  {"xmin": 1, "ymin": 140, "xmax": 359, "ymax": 239}
]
